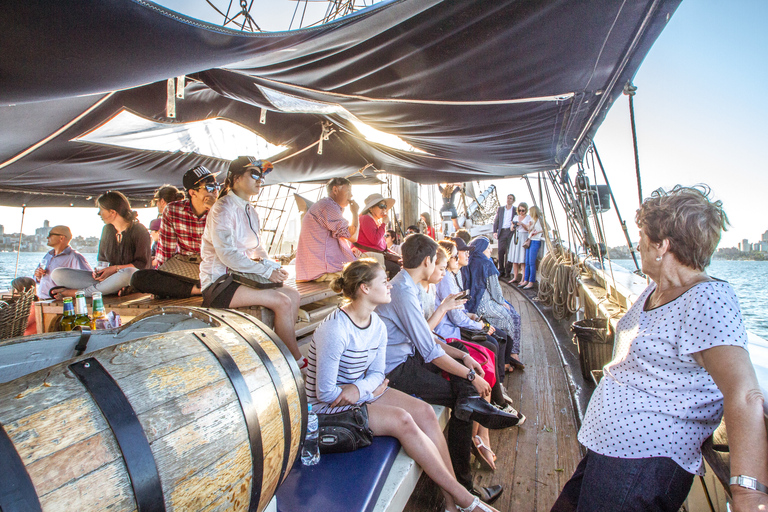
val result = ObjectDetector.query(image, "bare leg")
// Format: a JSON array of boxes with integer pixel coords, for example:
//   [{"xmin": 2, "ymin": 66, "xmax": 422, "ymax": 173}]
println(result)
[
  {"xmin": 229, "ymin": 285, "xmax": 302, "ymax": 360},
  {"xmin": 369, "ymin": 389, "xmax": 498, "ymax": 512},
  {"xmin": 511, "ymin": 263, "xmax": 520, "ymax": 281}
]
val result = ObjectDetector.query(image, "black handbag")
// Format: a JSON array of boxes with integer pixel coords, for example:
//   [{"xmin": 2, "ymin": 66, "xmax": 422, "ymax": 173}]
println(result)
[{"xmin": 317, "ymin": 405, "xmax": 374, "ymax": 454}]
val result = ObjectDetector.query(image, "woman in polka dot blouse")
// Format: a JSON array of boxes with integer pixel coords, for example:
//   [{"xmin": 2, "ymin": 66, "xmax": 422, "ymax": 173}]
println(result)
[{"xmin": 552, "ymin": 185, "xmax": 767, "ymax": 512}]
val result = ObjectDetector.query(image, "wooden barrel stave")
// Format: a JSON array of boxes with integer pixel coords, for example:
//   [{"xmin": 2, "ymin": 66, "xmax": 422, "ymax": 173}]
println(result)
[{"xmin": 0, "ymin": 306, "xmax": 304, "ymax": 512}]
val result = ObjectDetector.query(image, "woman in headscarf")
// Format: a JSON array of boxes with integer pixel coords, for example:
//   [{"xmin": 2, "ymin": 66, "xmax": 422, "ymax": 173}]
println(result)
[{"xmin": 462, "ymin": 237, "xmax": 524, "ymax": 370}]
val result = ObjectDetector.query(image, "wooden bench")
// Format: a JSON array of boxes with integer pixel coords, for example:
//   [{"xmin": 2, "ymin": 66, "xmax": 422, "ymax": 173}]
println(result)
[{"xmin": 34, "ymin": 275, "xmax": 341, "ymax": 336}]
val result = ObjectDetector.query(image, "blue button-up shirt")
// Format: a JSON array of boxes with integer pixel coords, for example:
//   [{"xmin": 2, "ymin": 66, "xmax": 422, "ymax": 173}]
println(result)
[
  {"xmin": 375, "ymin": 270, "xmax": 445, "ymax": 374},
  {"xmin": 38, "ymin": 246, "xmax": 92, "ymax": 299},
  {"xmin": 434, "ymin": 270, "xmax": 484, "ymax": 340}
]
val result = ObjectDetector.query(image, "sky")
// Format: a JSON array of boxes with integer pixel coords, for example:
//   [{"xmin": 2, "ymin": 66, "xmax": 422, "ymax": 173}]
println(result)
[{"xmin": 1, "ymin": 0, "xmax": 766, "ymax": 249}]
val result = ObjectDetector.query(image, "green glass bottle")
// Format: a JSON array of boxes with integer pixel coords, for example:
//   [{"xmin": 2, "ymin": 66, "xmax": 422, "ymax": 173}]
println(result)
[
  {"xmin": 60, "ymin": 298, "xmax": 76, "ymax": 331},
  {"xmin": 90, "ymin": 292, "xmax": 110, "ymax": 330},
  {"xmin": 73, "ymin": 291, "xmax": 92, "ymax": 328}
]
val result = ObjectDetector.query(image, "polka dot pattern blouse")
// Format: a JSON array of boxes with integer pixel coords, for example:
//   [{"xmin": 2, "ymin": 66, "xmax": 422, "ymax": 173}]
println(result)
[{"xmin": 578, "ymin": 280, "xmax": 748, "ymax": 475}]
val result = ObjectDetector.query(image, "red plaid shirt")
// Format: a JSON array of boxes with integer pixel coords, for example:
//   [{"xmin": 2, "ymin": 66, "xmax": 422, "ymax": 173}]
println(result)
[{"xmin": 156, "ymin": 199, "xmax": 208, "ymax": 264}]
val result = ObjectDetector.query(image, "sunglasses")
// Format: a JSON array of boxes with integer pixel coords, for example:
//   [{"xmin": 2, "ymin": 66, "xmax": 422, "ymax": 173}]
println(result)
[
  {"xmin": 375, "ymin": 202, "xmax": 388, "ymax": 209},
  {"xmin": 518, "ymin": 208, "xmax": 527, "ymax": 212},
  {"xmin": 385, "ymin": 233, "xmax": 392, "ymax": 238},
  {"xmin": 197, "ymin": 182, "xmax": 221, "ymax": 192},
  {"xmin": 249, "ymin": 169, "xmax": 272, "ymax": 182},
  {"xmin": 47, "ymin": 233, "xmax": 64, "ymax": 238}
]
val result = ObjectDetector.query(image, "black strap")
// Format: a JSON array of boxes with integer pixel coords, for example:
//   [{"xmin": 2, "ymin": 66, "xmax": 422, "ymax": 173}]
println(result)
[
  {"xmin": 0, "ymin": 424, "xmax": 42, "ymax": 512},
  {"xmin": 73, "ymin": 325, "xmax": 91, "ymax": 356},
  {"xmin": 218, "ymin": 309, "xmax": 306, "ymax": 484},
  {"xmin": 192, "ymin": 332, "xmax": 263, "ymax": 512},
  {"xmin": 69, "ymin": 358, "xmax": 165, "ymax": 512}
]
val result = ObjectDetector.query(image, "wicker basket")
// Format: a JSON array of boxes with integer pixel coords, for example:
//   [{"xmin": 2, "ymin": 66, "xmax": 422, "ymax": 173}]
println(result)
[{"xmin": 0, "ymin": 287, "xmax": 36, "ymax": 340}]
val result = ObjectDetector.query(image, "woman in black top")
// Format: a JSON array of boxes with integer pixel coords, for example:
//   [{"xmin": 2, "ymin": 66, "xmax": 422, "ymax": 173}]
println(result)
[{"xmin": 51, "ymin": 191, "xmax": 151, "ymax": 298}]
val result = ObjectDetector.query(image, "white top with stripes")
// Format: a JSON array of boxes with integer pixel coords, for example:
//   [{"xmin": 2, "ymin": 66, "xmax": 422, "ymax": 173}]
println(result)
[{"xmin": 306, "ymin": 308, "xmax": 388, "ymax": 414}]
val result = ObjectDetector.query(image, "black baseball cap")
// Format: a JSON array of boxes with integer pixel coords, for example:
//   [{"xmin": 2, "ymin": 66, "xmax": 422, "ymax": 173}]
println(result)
[{"xmin": 183, "ymin": 165, "xmax": 220, "ymax": 191}]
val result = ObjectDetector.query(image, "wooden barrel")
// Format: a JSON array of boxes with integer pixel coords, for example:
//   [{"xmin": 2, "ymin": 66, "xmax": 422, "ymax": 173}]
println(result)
[{"xmin": 0, "ymin": 306, "xmax": 306, "ymax": 512}]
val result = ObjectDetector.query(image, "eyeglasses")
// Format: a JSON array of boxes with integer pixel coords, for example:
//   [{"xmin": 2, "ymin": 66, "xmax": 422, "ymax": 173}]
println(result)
[
  {"xmin": 47, "ymin": 233, "xmax": 64, "ymax": 238},
  {"xmin": 197, "ymin": 182, "xmax": 221, "ymax": 192},
  {"xmin": 375, "ymin": 202, "xmax": 388, "ymax": 209}
]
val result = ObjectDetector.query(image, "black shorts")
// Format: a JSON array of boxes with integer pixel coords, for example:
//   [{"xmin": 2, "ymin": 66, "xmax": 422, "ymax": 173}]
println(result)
[{"xmin": 201, "ymin": 274, "xmax": 242, "ymax": 308}]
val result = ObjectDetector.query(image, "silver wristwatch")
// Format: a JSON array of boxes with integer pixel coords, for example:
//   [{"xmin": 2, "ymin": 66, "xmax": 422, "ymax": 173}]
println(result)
[{"xmin": 729, "ymin": 475, "xmax": 768, "ymax": 494}]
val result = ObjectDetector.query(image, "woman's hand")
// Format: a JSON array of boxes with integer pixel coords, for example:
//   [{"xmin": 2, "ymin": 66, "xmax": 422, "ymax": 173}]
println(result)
[
  {"xmin": 731, "ymin": 487, "xmax": 768, "ymax": 512},
  {"xmin": 463, "ymin": 354, "xmax": 485, "ymax": 378},
  {"xmin": 438, "ymin": 293, "xmax": 467, "ymax": 313},
  {"xmin": 471, "ymin": 371, "xmax": 492, "ymax": 399},
  {"xmin": 372, "ymin": 379, "xmax": 389, "ymax": 399},
  {"xmin": 330, "ymin": 384, "xmax": 361, "ymax": 408},
  {"xmin": 269, "ymin": 268, "xmax": 289, "ymax": 283},
  {"xmin": 94, "ymin": 265, "xmax": 119, "ymax": 281}
]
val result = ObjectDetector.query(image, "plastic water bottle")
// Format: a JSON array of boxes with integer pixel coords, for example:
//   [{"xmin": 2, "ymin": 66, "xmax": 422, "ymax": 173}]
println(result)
[{"xmin": 301, "ymin": 404, "xmax": 320, "ymax": 466}]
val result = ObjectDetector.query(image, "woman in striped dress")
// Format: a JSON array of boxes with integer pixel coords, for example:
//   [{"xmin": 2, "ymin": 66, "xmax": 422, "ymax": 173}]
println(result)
[{"xmin": 306, "ymin": 258, "xmax": 499, "ymax": 512}]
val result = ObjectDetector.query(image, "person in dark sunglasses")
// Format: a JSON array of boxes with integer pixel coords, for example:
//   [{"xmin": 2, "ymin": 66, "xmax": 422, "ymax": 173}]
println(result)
[
  {"xmin": 354, "ymin": 193, "xmax": 401, "ymax": 278},
  {"xmin": 131, "ymin": 165, "xmax": 220, "ymax": 299}
]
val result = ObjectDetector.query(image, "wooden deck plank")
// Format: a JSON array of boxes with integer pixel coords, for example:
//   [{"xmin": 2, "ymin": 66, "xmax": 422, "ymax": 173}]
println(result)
[{"xmin": 403, "ymin": 283, "xmax": 581, "ymax": 512}]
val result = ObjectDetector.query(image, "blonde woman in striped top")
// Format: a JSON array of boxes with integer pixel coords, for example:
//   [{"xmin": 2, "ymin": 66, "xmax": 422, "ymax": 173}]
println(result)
[{"xmin": 305, "ymin": 258, "xmax": 499, "ymax": 512}]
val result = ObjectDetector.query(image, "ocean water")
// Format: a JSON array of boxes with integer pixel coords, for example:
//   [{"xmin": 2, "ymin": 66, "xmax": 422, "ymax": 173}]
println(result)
[
  {"xmin": 2, "ymin": 252, "xmax": 767, "ymax": 339},
  {"xmin": 610, "ymin": 258, "xmax": 768, "ymax": 341},
  {"xmin": 0, "ymin": 251, "xmax": 100, "ymax": 292}
]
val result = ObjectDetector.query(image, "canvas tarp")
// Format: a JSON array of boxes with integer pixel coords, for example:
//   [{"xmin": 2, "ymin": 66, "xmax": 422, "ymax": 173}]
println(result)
[{"xmin": 0, "ymin": 0, "xmax": 681, "ymax": 206}]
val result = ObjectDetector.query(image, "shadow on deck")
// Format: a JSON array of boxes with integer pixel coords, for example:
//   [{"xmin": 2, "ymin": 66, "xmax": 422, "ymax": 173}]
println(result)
[{"xmin": 404, "ymin": 283, "xmax": 584, "ymax": 512}]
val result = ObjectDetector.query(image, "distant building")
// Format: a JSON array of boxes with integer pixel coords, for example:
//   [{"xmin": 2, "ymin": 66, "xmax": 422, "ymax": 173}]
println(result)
[
  {"xmin": 755, "ymin": 241, "xmax": 768, "ymax": 253},
  {"xmin": 763, "ymin": 230, "xmax": 768, "ymax": 243},
  {"xmin": 739, "ymin": 239, "xmax": 751, "ymax": 252}
]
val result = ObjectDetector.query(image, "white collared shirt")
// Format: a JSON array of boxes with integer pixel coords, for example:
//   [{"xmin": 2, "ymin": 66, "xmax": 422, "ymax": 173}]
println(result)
[
  {"xmin": 200, "ymin": 193, "xmax": 280, "ymax": 290},
  {"xmin": 502, "ymin": 205, "xmax": 515, "ymax": 229}
]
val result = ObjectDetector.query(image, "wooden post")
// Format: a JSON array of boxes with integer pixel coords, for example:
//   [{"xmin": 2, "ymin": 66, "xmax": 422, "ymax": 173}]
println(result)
[{"xmin": 399, "ymin": 177, "xmax": 419, "ymax": 231}]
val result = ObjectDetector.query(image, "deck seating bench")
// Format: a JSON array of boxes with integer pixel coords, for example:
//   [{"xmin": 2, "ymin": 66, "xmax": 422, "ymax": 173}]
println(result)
[
  {"xmin": 275, "ymin": 405, "xmax": 448, "ymax": 512},
  {"xmin": 34, "ymin": 276, "xmax": 341, "ymax": 335}
]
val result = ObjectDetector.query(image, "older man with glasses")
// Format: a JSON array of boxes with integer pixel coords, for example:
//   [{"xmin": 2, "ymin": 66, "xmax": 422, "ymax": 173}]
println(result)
[
  {"xmin": 34, "ymin": 226, "xmax": 92, "ymax": 299},
  {"xmin": 131, "ymin": 165, "xmax": 220, "ymax": 298}
]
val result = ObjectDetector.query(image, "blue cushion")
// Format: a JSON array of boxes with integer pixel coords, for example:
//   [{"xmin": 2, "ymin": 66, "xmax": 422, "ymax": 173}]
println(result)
[{"xmin": 276, "ymin": 436, "xmax": 401, "ymax": 512}]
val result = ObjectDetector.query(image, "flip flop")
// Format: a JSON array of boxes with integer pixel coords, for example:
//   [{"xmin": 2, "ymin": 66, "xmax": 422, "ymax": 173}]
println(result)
[{"xmin": 472, "ymin": 435, "xmax": 496, "ymax": 470}]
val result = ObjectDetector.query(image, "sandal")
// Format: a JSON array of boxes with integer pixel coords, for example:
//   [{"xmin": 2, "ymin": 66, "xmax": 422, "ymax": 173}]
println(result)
[
  {"xmin": 457, "ymin": 496, "xmax": 495, "ymax": 512},
  {"xmin": 472, "ymin": 435, "xmax": 496, "ymax": 470}
]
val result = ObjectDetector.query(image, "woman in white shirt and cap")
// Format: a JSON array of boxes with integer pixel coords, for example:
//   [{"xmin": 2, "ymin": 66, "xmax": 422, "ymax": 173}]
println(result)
[{"xmin": 199, "ymin": 156, "xmax": 305, "ymax": 369}]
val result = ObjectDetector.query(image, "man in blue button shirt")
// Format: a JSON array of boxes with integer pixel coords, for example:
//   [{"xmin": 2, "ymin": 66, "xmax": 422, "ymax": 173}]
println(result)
[
  {"xmin": 34, "ymin": 225, "xmax": 92, "ymax": 299},
  {"xmin": 376, "ymin": 234, "xmax": 521, "ymax": 503}
]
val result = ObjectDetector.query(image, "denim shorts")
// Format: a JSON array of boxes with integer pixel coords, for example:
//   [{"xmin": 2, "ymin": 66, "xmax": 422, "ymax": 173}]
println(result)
[{"xmin": 551, "ymin": 450, "xmax": 695, "ymax": 512}]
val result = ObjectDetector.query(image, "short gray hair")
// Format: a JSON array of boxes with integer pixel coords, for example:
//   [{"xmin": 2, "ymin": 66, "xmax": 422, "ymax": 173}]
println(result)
[{"xmin": 326, "ymin": 177, "xmax": 351, "ymax": 196}]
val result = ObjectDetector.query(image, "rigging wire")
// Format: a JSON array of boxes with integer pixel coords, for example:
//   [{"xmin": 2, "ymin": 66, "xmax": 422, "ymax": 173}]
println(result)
[
  {"xmin": 591, "ymin": 144, "xmax": 643, "ymax": 274},
  {"xmin": 624, "ymin": 81, "xmax": 643, "ymax": 206},
  {"xmin": 13, "ymin": 206, "xmax": 26, "ymax": 279}
]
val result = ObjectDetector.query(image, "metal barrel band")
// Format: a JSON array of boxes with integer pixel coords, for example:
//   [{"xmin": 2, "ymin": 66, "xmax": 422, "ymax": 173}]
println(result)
[
  {"xmin": 214, "ymin": 309, "xmax": 303, "ymax": 484},
  {"xmin": 69, "ymin": 358, "xmax": 165, "ymax": 512},
  {"xmin": 73, "ymin": 325, "xmax": 91, "ymax": 356},
  {"xmin": 192, "ymin": 332, "xmax": 263, "ymax": 512},
  {"xmin": 0, "ymin": 423, "xmax": 42, "ymax": 512}
]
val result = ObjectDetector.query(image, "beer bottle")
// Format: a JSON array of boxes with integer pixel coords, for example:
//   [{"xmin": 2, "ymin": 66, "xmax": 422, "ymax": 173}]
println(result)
[
  {"xmin": 90, "ymin": 292, "xmax": 111, "ymax": 330},
  {"xmin": 60, "ymin": 298, "xmax": 76, "ymax": 331},
  {"xmin": 73, "ymin": 291, "xmax": 92, "ymax": 328}
]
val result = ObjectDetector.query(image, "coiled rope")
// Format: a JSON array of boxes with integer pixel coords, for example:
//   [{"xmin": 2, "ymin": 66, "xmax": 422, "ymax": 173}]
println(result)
[{"xmin": 537, "ymin": 246, "xmax": 581, "ymax": 320}]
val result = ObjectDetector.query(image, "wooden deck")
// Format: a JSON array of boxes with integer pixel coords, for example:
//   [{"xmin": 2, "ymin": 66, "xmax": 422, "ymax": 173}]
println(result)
[{"xmin": 404, "ymin": 283, "xmax": 583, "ymax": 512}]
